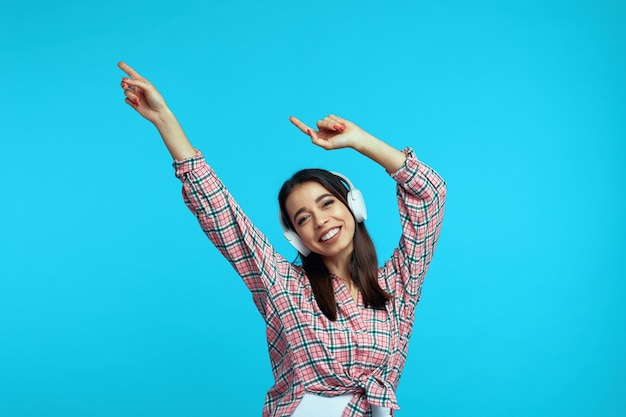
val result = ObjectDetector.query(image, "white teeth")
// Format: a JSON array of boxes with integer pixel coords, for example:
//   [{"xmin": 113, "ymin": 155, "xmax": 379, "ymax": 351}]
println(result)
[{"xmin": 320, "ymin": 228, "xmax": 339, "ymax": 242}]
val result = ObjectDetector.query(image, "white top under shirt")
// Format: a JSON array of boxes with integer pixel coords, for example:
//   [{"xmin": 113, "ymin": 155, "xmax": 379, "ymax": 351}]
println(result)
[{"xmin": 291, "ymin": 393, "xmax": 392, "ymax": 417}]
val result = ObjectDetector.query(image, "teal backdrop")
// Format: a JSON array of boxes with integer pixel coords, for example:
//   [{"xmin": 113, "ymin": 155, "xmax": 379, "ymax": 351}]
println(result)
[{"xmin": 1, "ymin": 1, "xmax": 624, "ymax": 416}]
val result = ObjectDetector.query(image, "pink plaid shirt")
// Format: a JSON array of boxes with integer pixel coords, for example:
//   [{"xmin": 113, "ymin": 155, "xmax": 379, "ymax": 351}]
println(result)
[{"xmin": 173, "ymin": 148, "xmax": 446, "ymax": 417}]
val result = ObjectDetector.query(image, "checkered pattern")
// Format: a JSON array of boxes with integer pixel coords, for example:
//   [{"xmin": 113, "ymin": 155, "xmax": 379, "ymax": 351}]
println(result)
[{"xmin": 173, "ymin": 148, "xmax": 446, "ymax": 417}]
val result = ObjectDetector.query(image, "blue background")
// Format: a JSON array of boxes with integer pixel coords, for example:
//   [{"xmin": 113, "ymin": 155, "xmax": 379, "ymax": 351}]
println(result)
[{"xmin": 1, "ymin": 1, "xmax": 624, "ymax": 416}]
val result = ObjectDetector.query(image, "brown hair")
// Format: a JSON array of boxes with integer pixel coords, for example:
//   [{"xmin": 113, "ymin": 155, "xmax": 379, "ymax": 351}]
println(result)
[{"xmin": 278, "ymin": 169, "xmax": 391, "ymax": 321}]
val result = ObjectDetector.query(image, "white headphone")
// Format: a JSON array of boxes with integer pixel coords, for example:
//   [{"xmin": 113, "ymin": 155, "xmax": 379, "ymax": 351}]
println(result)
[{"xmin": 279, "ymin": 172, "xmax": 367, "ymax": 257}]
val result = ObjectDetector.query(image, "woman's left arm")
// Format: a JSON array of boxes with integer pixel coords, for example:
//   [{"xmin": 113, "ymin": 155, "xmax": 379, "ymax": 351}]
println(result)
[
  {"xmin": 288, "ymin": 114, "xmax": 406, "ymax": 172},
  {"xmin": 290, "ymin": 114, "xmax": 447, "ymax": 302}
]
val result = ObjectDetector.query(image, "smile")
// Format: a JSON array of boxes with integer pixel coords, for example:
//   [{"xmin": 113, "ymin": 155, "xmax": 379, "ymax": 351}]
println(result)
[{"xmin": 320, "ymin": 227, "xmax": 340, "ymax": 242}]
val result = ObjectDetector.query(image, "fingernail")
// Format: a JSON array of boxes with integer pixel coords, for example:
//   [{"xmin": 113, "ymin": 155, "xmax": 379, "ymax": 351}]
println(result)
[
  {"xmin": 122, "ymin": 77, "xmax": 129, "ymax": 81},
  {"xmin": 121, "ymin": 83, "xmax": 128, "ymax": 89},
  {"xmin": 133, "ymin": 98, "xmax": 139, "ymax": 105},
  {"xmin": 306, "ymin": 129, "xmax": 311, "ymax": 135},
  {"xmin": 333, "ymin": 125, "xmax": 339, "ymax": 130}
]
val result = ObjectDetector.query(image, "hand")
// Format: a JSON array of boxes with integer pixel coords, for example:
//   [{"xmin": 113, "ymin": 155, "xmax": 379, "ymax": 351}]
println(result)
[
  {"xmin": 118, "ymin": 62, "xmax": 170, "ymax": 124},
  {"xmin": 289, "ymin": 114, "xmax": 370, "ymax": 151},
  {"xmin": 117, "ymin": 62, "xmax": 195, "ymax": 160},
  {"xmin": 290, "ymin": 114, "xmax": 406, "ymax": 172}
]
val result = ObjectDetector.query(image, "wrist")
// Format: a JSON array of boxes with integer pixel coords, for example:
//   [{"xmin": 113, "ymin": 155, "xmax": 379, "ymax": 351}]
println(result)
[
  {"xmin": 151, "ymin": 109, "xmax": 196, "ymax": 161},
  {"xmin": 351, "ymin": 131, "xmax": 379, "ymax": 153},
  {"xmin": 352, "ymin": 132, "xmax": 406, "ymax": 173},
  {"xmin": 153, "ymin": 108, "xmax": 177, "ymax": 130}
]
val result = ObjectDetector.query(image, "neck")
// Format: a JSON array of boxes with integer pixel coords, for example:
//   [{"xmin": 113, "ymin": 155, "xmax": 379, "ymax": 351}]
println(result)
[{"xmin": 322, "ymin": 252, "xmax": 352, "ymax": 282}]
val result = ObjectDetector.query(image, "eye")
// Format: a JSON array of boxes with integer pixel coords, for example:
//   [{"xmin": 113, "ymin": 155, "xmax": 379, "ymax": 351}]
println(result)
[
  {"xmin": 322, "ymin": 199, "xmax": 335, "ymax": 207},
  {"xmin": 296, "ymin": 214, "xmax": 310, "ymax": 226}
]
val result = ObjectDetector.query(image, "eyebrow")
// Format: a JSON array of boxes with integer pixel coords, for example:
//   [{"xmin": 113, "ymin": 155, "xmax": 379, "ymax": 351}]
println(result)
[{"xmin": 292, "ymin": 193, "xmax": 334, "ymax": 223}]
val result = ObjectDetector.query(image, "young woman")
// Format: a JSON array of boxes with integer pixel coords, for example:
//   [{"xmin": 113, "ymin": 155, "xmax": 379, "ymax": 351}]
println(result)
[{"xmin": 118, "ymin": 62, "xmax": 446, "ymax": 417}]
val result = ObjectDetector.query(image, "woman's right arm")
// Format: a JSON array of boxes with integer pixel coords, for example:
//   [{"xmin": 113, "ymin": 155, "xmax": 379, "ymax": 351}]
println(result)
[
  {"xmin": 117, "ymin": 62, "xmax": 293, "ymax": 315},
  {"xmin": 174, "ymin": 152, "xmax": 291, "ymax": 315}
]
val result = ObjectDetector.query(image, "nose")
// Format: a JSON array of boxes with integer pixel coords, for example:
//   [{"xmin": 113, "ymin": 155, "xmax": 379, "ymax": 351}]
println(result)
[{"xmin": 314, "ymin": 213, "xmax": 328, "ymax": 228}]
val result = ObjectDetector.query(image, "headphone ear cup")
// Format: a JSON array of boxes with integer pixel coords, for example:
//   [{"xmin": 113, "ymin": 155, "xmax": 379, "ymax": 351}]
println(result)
[
  {"xmin": 279, "ymin": 210, "xmax": 311, "ymax": 256},
  {"xmin": 283, "ymin": 229, "xmax": 311, "ymax": 256},
  {"xmin": 331, "ymin": 171, "xmax": 367, "ymax": 224},
  {"xmin": 347, "ymin": 188, "xmax": 367, "ymax": 223}
]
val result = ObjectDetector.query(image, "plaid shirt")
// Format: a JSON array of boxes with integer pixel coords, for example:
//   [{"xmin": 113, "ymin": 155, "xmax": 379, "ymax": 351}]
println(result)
[{"xmin": 173, "ymin": 148, "xmax": 446, "ymax": 417}]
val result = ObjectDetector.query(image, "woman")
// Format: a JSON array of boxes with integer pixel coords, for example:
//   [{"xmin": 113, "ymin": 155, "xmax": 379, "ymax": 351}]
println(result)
[{"xmin": 118, "ymin": 62, "xmax": 446, "ymax": 417}]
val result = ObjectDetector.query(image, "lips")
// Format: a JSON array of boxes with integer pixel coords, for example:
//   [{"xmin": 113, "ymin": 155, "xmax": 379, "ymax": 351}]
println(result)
[{"xmin": 319, "ymin": 227, "xmax": 340, "ymax": 242}]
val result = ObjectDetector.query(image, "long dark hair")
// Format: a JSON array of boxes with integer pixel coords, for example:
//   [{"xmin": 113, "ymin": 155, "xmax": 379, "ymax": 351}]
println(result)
[{"xmin": 278, "ymin": 169, "xmax": 391, "ymax": 321}]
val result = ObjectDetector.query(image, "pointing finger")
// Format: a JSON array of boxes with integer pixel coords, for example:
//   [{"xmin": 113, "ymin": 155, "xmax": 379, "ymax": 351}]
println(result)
[
  {"xmin": 118, "ymin": 61, "xmax": 142, "ymax": 79},
  {"xmin": 289, "ymin": 116, "xmax": 314, "ymax": 136}
]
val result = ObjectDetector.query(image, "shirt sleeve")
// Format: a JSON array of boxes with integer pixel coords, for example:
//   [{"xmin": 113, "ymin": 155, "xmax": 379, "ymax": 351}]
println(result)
[
  {"xmin": 173, "ymin": 150, "xmax": 294, "ymax": 318},
  {"xmin": 381, "ymin": 147, "xmax": 447, "ymax": 312}
]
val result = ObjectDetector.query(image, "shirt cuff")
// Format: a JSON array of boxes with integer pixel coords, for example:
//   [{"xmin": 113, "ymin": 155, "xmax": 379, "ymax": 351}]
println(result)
[
  {"xmin": 389, "ymin": 147, "xmax": 419, "ymax": 184},
  {"xmin": 173, "ymin": 149, "xmax": 205, "ymax": 178}
]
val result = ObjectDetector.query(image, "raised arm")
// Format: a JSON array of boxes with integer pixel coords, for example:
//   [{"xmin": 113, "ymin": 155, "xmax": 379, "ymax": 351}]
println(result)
[
  {"xmin": 117, "ymin": 62, "xmax": 301, "ymax": 317},
  {"xmin": 290, "ymin": 114, "xmax": 446, "ymax": 305},
  {"xmin": 288, "ymin": 114, "xmax": 406, "ymax": 173},
  {"xmin": 118, "ymin": 62, "xmax": 196, "ymax": 161}
]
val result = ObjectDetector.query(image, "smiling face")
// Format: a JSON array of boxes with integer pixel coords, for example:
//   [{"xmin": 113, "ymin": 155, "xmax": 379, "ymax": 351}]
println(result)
[{"xmin": 284, "ymin": 181, "xmax": 356, "ymax": 261}]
